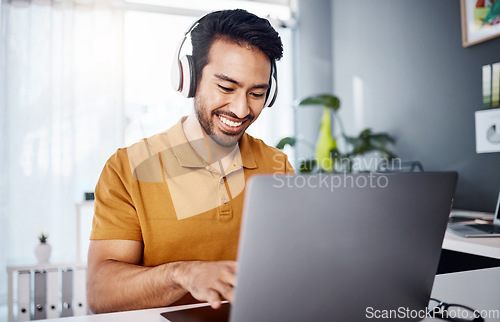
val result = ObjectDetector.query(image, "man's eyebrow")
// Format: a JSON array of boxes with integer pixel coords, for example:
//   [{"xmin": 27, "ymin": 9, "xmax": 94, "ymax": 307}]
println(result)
[
  {"xmin": 214, "ymin": 73, "xmax": 269, "ymax": 90},
  {"xmin": 252, "ymin": 83, "xmax": 270, "ymax": 90},
  {"xmin": 214, "ymin": 74, "xmax": 241, "ymax": 86}
]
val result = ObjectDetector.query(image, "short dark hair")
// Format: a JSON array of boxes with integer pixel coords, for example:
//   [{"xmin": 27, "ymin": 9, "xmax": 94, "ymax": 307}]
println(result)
[{"xmin": 190, "ymin": 9, "xmax": 283, "ymax": 81}]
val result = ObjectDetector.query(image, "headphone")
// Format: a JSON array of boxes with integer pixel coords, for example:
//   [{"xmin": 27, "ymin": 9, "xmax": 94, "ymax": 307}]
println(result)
[{"xmin": 170, "ymin": 14, "xmax": 278, "ymax": 108}]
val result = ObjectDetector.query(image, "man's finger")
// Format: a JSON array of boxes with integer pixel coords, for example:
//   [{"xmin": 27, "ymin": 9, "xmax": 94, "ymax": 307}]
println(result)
[
  {"xmin": 215, "ymin": 281, "xmax": 235, "ymax": 303},
  {"xmin": 205, "ymin": 289, "xmax": 222, "ymax": 309}
]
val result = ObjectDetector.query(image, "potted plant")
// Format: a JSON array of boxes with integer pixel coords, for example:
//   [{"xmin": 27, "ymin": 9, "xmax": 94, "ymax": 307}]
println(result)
[
  {"xmin": 35, "ymin": 233, "xmax": 52, "ymax": 264},
  {"xmin": 276, "ymin": 93, "xmax": 397, "ymax": 173}
]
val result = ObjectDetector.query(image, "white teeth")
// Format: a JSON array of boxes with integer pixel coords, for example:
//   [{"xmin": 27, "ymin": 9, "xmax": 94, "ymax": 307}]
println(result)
[{"xmin": 218, "ymin": 115, "xmax": 242, "ymax": 127}]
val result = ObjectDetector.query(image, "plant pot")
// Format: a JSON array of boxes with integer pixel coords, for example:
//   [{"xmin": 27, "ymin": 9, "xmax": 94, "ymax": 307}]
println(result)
[{"xmin": 35, "ymin": 243, "xmax": 52, "ymax": 264}]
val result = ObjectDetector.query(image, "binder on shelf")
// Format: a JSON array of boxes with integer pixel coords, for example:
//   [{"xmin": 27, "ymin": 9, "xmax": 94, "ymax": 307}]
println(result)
[
  {"xmin": 61, "ymin": 268, "xmax": 73, "ymax": 317},
  {"xmin": 73, "ymin": 267, "xmax": 88, "ymax": 316},
  {"xmin": 17, "ymin": 270, "xmax": 31, "ymax": 322},
  {"xmin": 46, "ymin": 268, "xmax": 60, "ymax": 319},
  {"xmin": 34, "ymin": 270, "xmax": 47, "ymax": 320}
]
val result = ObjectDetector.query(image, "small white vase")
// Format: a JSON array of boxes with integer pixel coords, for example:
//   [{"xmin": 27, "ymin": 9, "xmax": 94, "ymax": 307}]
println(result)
[{"xmin": 35, "ymin": 243, "xmax": 52, "ymax": 264}]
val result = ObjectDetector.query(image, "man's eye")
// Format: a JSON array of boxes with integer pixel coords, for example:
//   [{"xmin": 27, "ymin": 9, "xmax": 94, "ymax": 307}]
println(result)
[
  {"xmin": 218, "ymin": 85, "xmax": 233, "ymax": 92},
  {"xmin": 251, "ymin": 93, "xmax": 265, "ymax": 98}
]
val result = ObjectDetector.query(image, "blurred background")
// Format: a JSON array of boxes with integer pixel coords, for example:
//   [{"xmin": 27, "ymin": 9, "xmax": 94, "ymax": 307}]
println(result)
[{"xmin": 1, "ymin": 0, "xmax": 500, "ymax": 320}]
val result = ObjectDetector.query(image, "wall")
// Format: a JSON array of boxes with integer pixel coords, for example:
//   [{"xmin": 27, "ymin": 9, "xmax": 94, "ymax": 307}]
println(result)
[
  {"xmin": 331, "ymin": 0, "xmax": 500, "ymax": 211},
  {"xmin": 294, "ymin": 0, "xmax": 333, "ymax": 162}
]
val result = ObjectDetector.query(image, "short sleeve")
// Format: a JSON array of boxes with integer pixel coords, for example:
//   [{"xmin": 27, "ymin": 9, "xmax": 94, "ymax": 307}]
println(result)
[
  {"xmin": 90, "ymin": 149, "xmax": 143, "ymax": 241},
  {"xmin": 285, "ymin": 157, "xmax": 295, "ymax": 175}
]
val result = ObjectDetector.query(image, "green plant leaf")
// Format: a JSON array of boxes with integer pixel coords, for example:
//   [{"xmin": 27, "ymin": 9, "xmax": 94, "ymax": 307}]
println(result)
[
  {"xmin": 38, "ymin": 233, "xmax": 48, "ymax": 243},
  {"xmin": 343, "ymin": 128, "xmax": 397, "ymax": 159},
  {"xmin": 359, "ymin": 128, "xmax": 372, "ymax": 138},
  {"xmin": 298, "ymin": 94, "xmax": 341, "ymax": 111},
  {"xmin": 275, "ymin": 137, "xmax": 296, "ymax": 150},
  {"xmin": 299, "ymin": 159, "xmax": 316, "ymax": 173},
  {"xmin": 368, "ymin": 133, "xmax": 396, "ymax": 144}
]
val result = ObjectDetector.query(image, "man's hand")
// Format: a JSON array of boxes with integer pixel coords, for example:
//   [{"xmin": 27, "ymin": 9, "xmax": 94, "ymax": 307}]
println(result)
[
  {"xmin": 88, "ymin": 240, "xmax": 238, "ymax": 313},
  {"xmin": 176, "ymin": 261, "xmax": 237, "ymax": 309}
]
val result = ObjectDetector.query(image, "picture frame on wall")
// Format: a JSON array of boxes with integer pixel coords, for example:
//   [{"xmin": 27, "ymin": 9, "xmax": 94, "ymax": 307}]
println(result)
[{"xmin": 461, "ymin": 0, "xmax": 500, "ymax": 47}]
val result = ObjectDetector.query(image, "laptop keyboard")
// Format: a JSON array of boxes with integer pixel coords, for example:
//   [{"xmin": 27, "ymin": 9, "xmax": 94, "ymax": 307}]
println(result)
[{"xmin": 468, "ymin": 224, "xmax": 500, "ymax": 234}]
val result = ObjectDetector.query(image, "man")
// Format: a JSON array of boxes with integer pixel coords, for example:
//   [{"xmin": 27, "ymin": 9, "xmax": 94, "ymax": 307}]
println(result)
[{"xmin": 87, "ymin": 9, "xmax": 294, "ymax": 314}]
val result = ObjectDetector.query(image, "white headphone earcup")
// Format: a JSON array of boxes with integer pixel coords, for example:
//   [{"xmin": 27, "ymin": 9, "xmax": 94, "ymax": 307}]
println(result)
[
  {"xmin": 265, "ymin": 76, "xmax": 277, "ymax": 108},
  {"xmin": 171, "ymin": 58, "xmax": 182, "ymax": 92},
  {"xmin": 265, "ymin": 62, "xmax": 278, "ymax": 108},
  {"xmin": 180, "ymin": 55, "xmax": 196, "ymax": 98}
]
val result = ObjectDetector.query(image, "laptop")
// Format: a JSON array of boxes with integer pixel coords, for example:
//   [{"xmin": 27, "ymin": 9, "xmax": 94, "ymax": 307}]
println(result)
[
  {"xmin": 162, "ymin": 172, "xmax": 458, "ymax": 322},
  {"xmin": 447, "ymin": 189, "xmax": 500, "ymax": 237}
]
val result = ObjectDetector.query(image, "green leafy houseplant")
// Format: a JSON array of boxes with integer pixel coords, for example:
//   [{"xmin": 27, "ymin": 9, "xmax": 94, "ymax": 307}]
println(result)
[
  {"xmin": 276, "ymin": 94, "xmax": 397, "ymax": 173},
  {"xmin": 38, "ymin": 233, "xmax": 49, "ymax": 244}
]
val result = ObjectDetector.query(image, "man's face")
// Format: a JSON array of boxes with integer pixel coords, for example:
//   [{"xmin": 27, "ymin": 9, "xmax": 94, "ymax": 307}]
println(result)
[{"xmin": 194, "ymin": 38, "xmax": 272, "ymax": 147}]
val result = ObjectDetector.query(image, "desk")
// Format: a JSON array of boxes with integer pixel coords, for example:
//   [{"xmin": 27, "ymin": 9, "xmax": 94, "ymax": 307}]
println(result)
[
  {"xmin": 442, "ymin": 231, "xmax": 500, "ymax": 259},
  {"xmin": 36, "ymin": 267, "xmax": 500, "ymax": 322},
  {"xmin": 442, "ymin": 210, "xmax": 500, "ymax": 260}
]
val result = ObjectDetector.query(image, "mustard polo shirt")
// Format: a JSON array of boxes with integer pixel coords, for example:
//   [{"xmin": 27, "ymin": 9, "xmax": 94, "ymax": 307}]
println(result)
[{"xmin": 90, "ymin": 117, "xmax": 294, "ymax": 267}]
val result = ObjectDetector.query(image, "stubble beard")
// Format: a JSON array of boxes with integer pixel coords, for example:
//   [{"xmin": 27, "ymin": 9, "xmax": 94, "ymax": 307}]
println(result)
[{"xmin": 194, "ymin": 99, "xmax": 248, "ymax": 148}]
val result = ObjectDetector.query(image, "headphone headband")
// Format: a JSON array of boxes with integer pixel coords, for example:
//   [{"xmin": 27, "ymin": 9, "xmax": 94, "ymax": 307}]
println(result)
[
  {"xmin": 170, "ymin": 18, "xmax": 202, "ymax": 94},
  {"xmin": 170, "ymin": 13, "xmax": 278, "ymax": 108}
]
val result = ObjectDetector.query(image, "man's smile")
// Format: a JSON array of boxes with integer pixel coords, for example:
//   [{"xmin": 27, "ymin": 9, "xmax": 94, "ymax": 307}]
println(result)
[
  {"xmin": 214, "ymin": 111, "xmax": 252, "ymax": 135},
  {"xmin": 218, "ymin": 114, "xmax": 243, "ymax": 128}
]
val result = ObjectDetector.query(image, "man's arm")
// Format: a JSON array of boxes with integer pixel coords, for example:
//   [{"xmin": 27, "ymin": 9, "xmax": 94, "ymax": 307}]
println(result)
[{"xmin": 87, "ymin": 240, "xmax": 237, "ymax": 313}]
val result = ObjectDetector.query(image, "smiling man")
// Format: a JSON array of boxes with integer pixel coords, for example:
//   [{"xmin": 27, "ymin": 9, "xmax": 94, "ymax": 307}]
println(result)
[{"xmin": 87, "ymin": 9, "xmax": 294, "ymax": 314}]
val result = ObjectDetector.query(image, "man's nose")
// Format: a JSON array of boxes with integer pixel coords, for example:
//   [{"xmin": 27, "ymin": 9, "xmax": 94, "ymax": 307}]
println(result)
[{"xmin": 230, "ymin": 92, "xmax": 250, "ymax": 119}]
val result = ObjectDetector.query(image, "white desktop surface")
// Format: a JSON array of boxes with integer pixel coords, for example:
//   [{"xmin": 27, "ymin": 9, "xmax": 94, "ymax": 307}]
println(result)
[
  {"xmin": 39, "ymin": 303, "xmax": 210, "ymax": 322},
  {"xmin": 443, "ymin": 231, "xmax": 500, "ymax": 259},
  {"xmin": 36, "ymin": 267, "xmax": 500, "ymax": 322}
]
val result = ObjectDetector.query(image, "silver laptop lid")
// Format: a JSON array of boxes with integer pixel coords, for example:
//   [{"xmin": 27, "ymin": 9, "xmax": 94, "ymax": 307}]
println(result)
[{"xmin": 231, "ymin": 172, "xmax": 457, "ymax": 322}]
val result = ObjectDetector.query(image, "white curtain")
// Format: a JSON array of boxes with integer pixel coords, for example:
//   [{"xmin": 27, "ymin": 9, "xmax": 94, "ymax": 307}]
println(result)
[{"xmin": 0, "ymin": 0, "xmax": 124, "ymax": 306}]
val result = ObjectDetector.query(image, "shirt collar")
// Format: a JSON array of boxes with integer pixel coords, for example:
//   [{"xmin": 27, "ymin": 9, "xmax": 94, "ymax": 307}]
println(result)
[
  {"xmin": 169, "ymin": 117, "xmax": 257, "ymax": 170},
  {"xmin": 238, "ymin": 133, "xmax": 257, "ymax": 169}
]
